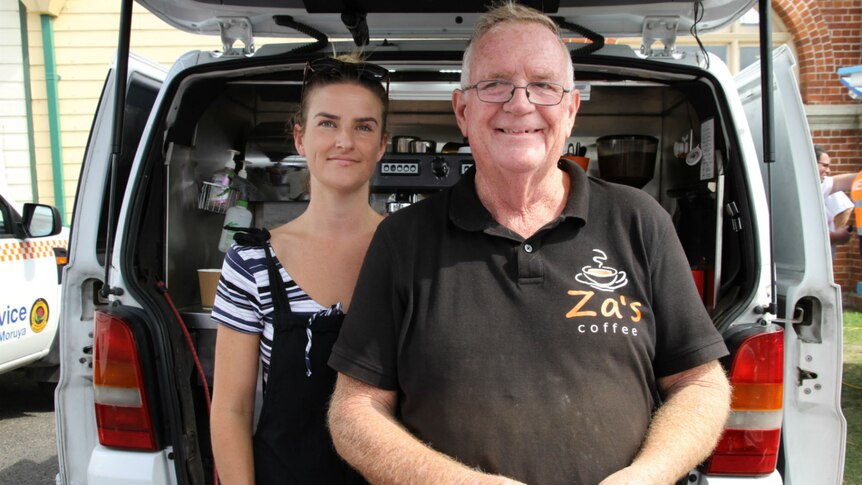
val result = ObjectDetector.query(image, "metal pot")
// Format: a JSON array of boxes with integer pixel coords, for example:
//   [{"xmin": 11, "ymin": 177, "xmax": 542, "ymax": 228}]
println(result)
[
  {"xmin": 410, "ymin": 139, "xmax": 436, "ymax": 153},
  {"xmin": 392, "ymin": 136, "xmax": 418, "ymax": 153}
]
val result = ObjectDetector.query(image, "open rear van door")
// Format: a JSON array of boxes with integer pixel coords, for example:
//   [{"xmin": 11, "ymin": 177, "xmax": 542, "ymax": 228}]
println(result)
[
  {"xmin": 55, "ymin": 53, "xmax": 166, "ymax": 485},
  {"xmin": 735, "ymin": 44, "xmax": 846, "ymax": 484}
]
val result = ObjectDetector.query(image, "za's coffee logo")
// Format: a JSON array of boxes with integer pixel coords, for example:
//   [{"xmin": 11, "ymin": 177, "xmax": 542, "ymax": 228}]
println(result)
[
  {"xmin": 575, "ymin": 249, "xmax": 627, "ymax": 292},
  {"xmin": 566, "ymin": 249, "xmax": 644, "ymax": 336}
]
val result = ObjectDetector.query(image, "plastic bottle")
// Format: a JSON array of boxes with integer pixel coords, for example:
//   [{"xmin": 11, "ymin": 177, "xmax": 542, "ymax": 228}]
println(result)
[
  {"xmin": 209, "ymin": 150, "xmax": 239, "ymax": 210},
  {"xmin": 218, "ymin": 200, "xmax": 253, "ymax": 252},
  {"xmin": 231, "ymin": 164, "xmax": 257, "ymax": 201}
]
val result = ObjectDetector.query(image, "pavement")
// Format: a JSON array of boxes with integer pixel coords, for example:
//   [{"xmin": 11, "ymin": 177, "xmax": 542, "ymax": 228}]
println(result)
[{"xmin": 0, "ymin": 372, "xmax": 59, "ymax": 485}]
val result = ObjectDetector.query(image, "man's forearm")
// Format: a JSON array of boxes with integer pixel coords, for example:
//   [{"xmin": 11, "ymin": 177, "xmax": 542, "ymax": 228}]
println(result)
[
  {"xmin": 328, "ymin": 374, "xmax": 522, "ymax": 485},
  {"xmin": 604, "ymin": 361, "xmax": 731, "ymax": 484}
]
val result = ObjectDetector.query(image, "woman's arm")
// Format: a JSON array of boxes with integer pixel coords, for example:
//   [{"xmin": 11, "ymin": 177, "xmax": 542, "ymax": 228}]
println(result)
[{"xmin": 211, "ymin": 325, "xmax": 261, "ymax": 485}]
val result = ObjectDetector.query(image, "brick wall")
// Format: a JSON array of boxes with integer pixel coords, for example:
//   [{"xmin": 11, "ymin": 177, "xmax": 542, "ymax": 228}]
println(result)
[
  {"xmin": 778, "ymin": 0, "xmax": 862, "ymax": 292},
  {"xmin": 778, "ymin": 0, "xmax": 862, "ymax": 104}
]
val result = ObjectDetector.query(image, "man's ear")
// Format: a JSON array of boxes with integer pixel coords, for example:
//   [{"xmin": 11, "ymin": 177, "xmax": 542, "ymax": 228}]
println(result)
[
  {"xmin": 452, "ymin": 89, "xmax": 470, "ymax": 139},
  {"xmin": 565, "ymin": 89, "xmax": 581, "ymax": 135}
]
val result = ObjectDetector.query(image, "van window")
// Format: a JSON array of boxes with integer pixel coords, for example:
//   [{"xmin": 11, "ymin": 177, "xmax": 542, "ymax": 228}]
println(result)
[
  {"xmin": 95, "ymin": 73, "xmax": 160, "ymax": 264},
  {"xmin": 0, "ymin": 200, "xmax": 10, "ymax": 236},
  {"xmin": 0, "ymin": 197, "xmax": 15, "ymax": 239}
]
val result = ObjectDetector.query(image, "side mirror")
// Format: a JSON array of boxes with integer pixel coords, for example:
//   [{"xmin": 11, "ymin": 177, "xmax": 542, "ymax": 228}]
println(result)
[{"xmin": 22, "ymin": 203, "xmax": 62, "ymax": 238}]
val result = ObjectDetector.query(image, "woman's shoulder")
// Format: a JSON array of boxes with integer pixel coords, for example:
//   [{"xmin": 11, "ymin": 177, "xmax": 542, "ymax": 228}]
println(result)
[{"xmin": 223, "ymin": 244, "xmax": 272, "ymax": 281}]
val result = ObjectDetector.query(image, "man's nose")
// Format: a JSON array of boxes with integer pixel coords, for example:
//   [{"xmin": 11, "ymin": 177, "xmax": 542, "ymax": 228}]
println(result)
[{"xmin": 504, "ymin": 86, "xmax": 535, "ymax": 113}]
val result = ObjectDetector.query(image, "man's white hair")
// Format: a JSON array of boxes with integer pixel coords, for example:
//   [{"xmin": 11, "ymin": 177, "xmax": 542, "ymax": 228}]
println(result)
[{"xmin": 460, "ymin": 0, "xmax": 574, "ymax": 89}]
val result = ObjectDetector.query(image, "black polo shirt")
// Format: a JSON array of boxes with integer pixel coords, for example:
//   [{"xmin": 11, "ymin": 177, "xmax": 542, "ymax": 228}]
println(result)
[{"xmin": 330, "ymin": 159, "xmax": 727, "ymax": 485}]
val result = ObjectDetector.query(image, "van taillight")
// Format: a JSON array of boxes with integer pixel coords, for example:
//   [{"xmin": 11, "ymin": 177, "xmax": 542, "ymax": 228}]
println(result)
[
  {"xmin": 93, "ymin": 311, "xmax": 157, "ymax": 451},
  {"xmin": 705, "ymin": 329, "xmax": 784, "ymax": 475}
]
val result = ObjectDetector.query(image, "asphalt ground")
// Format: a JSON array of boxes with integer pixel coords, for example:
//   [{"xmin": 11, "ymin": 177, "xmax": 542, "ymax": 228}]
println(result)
[{"xmin": 0, "ymin": 372, "xmax": 58, "ymax": 485}]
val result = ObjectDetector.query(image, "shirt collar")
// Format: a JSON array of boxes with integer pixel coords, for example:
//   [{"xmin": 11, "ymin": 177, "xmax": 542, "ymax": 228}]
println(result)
[{"xmin": 449, "ymin": 158, "xmax": 590, "ymax": 232}]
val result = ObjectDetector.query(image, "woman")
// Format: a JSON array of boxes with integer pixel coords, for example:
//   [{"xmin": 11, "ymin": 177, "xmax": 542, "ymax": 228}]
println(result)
[{"xmin": 210, "ymin": 55, "xmax": 389, "ymax": 484}]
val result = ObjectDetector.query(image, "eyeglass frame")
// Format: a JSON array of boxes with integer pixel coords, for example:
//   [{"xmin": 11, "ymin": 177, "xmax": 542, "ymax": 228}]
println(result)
[
  {"xmin": 461, "ymin": 79, "xmax": 573, "ymax": 106},
  {"xmin": 302, "ymin": 58, "xmax": 390, "ymax": 95}
]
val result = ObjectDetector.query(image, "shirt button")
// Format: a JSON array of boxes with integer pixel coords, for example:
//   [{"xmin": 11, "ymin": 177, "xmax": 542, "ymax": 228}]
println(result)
[{"xmin": 524, "ymin": 244, "xmax": 533, "ymax": 253}]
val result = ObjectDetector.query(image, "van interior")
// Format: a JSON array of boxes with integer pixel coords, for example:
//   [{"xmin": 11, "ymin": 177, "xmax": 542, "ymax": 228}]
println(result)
[{"xmin": 120, "ymin": 50, "xmax": 758, "ymax": 475}]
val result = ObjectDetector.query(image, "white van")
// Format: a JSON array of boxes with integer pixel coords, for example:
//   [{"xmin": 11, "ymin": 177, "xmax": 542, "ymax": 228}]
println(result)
[
  {"xmin": 0, "ymin": 188, "xmax": 67, "ymax": 383},
  {"xmin": 55, "ymin": 1, "xmax": 847, "ymax": 484}
]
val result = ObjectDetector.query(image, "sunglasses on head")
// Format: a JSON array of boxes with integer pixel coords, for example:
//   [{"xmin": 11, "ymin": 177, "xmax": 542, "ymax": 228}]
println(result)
[{"xmin": 303, "ymin": 58, "xmax": 390, "ymax": 95}]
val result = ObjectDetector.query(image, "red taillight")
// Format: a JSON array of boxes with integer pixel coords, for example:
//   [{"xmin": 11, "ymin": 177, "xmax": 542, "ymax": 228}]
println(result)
[
  {"xmin": 705, "ymin": 329, "xmax": 783, "ymax": 476},
  {"xmin": 93, "ymin": 311, "xmax": 157, "ymax": 451}
]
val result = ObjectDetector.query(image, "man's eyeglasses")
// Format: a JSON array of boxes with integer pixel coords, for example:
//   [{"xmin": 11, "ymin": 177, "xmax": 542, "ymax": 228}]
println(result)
[
  {"xmin": 303, "ymin": 58, "xmax": 390, "ymax": 95},
  {"xmin": 462, "ymin": 80, "xmax": 572, "ymax": 106}
]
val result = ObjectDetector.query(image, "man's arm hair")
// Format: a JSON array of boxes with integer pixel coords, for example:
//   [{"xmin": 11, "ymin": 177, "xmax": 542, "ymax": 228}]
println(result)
[
  {"xmin": 599, "ymin": 360, "xmax": 731, "ymax": 485},
  {"xmin": 328, "ymin": 374, "xmax": 525, "ymax": 485}
]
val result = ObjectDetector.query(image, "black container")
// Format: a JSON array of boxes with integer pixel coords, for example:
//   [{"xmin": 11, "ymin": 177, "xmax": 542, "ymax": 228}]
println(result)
[{"xmin": 596, "ymin": 135, "xmax": 659, "ymax": 188}]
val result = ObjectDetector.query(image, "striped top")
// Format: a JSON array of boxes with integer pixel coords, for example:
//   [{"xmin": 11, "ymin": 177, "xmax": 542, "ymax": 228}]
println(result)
[{"xmin": 212, "ymin": 243, "xmax": 338, "ymax": 384}]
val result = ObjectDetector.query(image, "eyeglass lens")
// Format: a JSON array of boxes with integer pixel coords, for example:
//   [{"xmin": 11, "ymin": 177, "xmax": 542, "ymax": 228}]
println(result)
[{"xmin": 474, "ymin": 80, "xmax": 565, "ymax": 105}]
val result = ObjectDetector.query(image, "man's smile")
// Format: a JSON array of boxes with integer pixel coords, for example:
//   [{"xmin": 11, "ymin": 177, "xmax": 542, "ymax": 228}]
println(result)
[{"xmin": 496, "ymin": 128, "xmax": 544, "ymax": 134}]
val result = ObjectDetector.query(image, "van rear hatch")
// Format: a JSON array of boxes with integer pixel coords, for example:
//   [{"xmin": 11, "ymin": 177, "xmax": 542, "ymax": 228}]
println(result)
[{"xmin": 136, "ymin": 0, "xmax": 756, "ymax": 42}]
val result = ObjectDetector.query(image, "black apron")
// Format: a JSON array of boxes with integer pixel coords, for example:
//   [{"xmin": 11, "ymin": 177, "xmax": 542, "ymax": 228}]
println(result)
[{"xmin": 234, "ymin": 228, "xmax": 366, "ymax": 485}]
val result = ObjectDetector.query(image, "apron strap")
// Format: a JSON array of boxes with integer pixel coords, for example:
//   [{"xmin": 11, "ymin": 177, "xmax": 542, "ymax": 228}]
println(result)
[{"xmin": 232, "ymin": 227, "xmax": 294, "ymax": 331}]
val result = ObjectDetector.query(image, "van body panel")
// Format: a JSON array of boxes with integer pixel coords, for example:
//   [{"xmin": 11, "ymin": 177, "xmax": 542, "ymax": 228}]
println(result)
[
  {"xmin": 735, "ymin": 45, "xmax": 846, "ymax": 484},
  {"xmin": 696, "ymin": 472, "xmax": 783, "ymax": 485},
  {"xmin": 87, "ymin": 446, "xmax": 177, "ymax": 485},
  {"xmin": 55, "ymin": 54, "xmax": 166, "ymax": 485}
]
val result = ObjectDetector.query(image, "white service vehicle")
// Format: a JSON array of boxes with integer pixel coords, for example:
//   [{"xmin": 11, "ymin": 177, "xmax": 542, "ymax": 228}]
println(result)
[
  {"xmin": 0, "ymin": 189, "xmax": 67, "ymax": 382},
  {"xmin": 55, "ymin": 0, "xmax": 847, "ymax": 484}
]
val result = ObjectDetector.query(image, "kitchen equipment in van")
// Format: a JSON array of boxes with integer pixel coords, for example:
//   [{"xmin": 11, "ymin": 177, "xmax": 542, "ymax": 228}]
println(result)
[
  {"xmin": 370, "ymin": 153, "xmax": 473, "ymax": 214},
  {"xmin": 440, "ymin": 142, "xmax": 466, "ymax": 153},
  {"xmin": 410, "ymin": 139, "xmax": 436, "ymax": 153},
  {"xmin": 268, "ymin": 156, "xmax": 309, "ymax": 200},
  {"xmin": 391, "ymin": 135, "xmax": 419, "ymax": 153},
  {"xmin": 198, "ymin": 182, "xmax": 237, "ymax": 214},
  {"xmin": 596, "ymin": 135, "xmax": 658, "ymax": 188},
  {"xmin": 562, "ymin": 143, "xmax": 589, "ymax": 171}
]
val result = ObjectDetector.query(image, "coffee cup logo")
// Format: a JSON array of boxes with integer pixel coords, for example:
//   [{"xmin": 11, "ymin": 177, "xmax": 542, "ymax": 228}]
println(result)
[{"xmin": 575, "ymin": 249, "xmax": 628, "ymax": 291}]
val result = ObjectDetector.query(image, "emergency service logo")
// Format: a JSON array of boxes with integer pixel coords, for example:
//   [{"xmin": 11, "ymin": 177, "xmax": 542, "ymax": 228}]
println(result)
[
  {"xmin": 30, "ymin": 298, "xmax": 49, "ymax": 333},
  {"xmin": 574, "ymin": 249, "xmax": 628, "ymax": 291}
]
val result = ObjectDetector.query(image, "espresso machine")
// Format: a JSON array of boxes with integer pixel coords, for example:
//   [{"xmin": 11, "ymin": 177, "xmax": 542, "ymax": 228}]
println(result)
[{"xmin": 369, "ymin": 152, "xmax": 474, "ymax": 214}]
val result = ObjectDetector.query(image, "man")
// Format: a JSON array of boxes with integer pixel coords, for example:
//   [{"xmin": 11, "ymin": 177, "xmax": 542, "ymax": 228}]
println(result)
[
  {"xmin": 328, "ymin": 3, "xmax": 731, "ymax": 484},
  {"xmin": 817, "ymin": 144, "xmax": 856, "ymax": 197},
  {"xmin": 815, "ymin": 145, "xmax": 854, "ymax": 251}
]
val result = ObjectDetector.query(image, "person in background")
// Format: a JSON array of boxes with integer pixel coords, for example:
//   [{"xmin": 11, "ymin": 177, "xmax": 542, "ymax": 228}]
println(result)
[
  {"xmin": 327, "ymin": 3, "xmax": 731, "ymax": 484},
  {"xmin": 209, "ymin": 55, "xmax": 389, "ymax": 484},
  {"xmin": 850, "ymin": 172, "xmax": 862, "ymax": 268},
  {"xmin": 817, "ymin": 144, "xmax": 856, "ymax": 196},
  {"xmin": 815, "ymin": 145, "xmax": 854, "ymax": 254}
]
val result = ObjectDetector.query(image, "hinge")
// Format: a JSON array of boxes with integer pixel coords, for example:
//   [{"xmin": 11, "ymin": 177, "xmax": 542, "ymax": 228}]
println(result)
[
  {"xmin": 218, "ymin": 17, "xmax": 255, "ymax": 56},
  {"xmin": 641, "ymin": 16, "xmax": 679, "ymax": 59}
]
